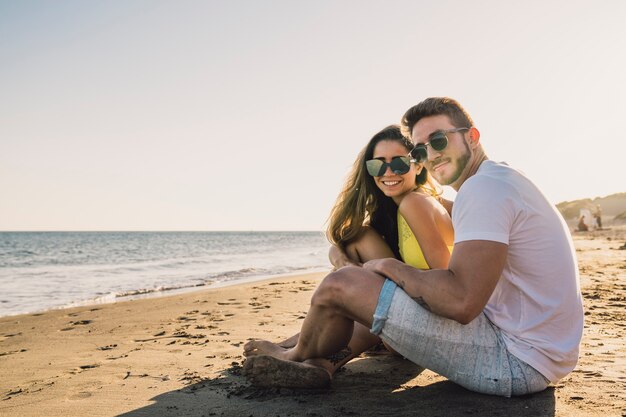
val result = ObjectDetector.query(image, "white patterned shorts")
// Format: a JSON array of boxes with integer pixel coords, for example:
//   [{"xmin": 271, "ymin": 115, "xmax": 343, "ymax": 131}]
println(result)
[{"xmin": 370, "ymin": 279, "xmax": 550, "ymax": 397}]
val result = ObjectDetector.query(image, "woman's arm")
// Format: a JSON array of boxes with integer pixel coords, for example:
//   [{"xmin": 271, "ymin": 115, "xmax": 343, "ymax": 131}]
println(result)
[
  {"xmin": 397, "ymin": 192, "xmax": 453, "ymax": 269},
  {"xmin": 438, "ymin": 196, "xmax": 454, "ymax": 217},
  {"xmin": 328, "ymin": 226, "xmax": 396, "ymax": 270},
  {"xmin": 329, "ymin": 245, "xmax": 361, "ymax": 270}
]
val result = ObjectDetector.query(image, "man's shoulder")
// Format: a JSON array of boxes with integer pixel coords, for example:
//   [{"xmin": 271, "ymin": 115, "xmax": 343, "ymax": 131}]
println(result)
[
  {"xmin": 473, "ymin": 160, "xmax": 519, "ymax": 180},
  {"xmin": 459, "ymin": 161, "xmax": 518, "ymax": 196},
  {"xmin": 452, "ymin": 161, "xmax": 525, "ymax": 243}
]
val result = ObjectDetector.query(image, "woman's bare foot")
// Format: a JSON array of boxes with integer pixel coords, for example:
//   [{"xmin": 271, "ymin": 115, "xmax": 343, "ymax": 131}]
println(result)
[{"xmin": 243, "ymin": 355, "xmax": 331, "ymax": 389}]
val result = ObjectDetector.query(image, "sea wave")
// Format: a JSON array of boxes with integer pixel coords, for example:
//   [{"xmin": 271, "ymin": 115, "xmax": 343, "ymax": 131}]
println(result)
[
  {"xmin": 63, "ymin": 264, "xmax": 328, "ymax": 309},
  {"xmin": 0, "ymin": 231, "xmax": 331, "ymax": 317}
]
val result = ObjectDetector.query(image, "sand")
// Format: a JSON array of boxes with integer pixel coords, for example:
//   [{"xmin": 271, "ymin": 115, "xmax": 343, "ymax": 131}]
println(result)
[{"xmin": 0, "ymin": 228, "xmax": 624, "ymax": 417}]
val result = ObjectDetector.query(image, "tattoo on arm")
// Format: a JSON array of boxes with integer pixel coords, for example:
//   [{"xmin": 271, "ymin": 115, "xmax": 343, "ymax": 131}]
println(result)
[
  {"xmin": 412, "ymin": 296, "xmax": 431, "ymax": 311},
  {"xmin": 326, "ymin": 347, "xmax": 353, "ymax": 366},
  {"xmin": 398, "ymin": 280, "xmax": 406, "ymax": 289}
]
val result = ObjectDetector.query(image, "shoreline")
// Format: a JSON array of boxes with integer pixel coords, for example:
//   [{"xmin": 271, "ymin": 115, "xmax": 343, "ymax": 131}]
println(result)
[
  {"xmin": 0, "ymin": 230, "xmax": 624, "ymax": 416},
  {"xmin": 0, "ymin": 267, "xmax": 331, "ymax": 319}
]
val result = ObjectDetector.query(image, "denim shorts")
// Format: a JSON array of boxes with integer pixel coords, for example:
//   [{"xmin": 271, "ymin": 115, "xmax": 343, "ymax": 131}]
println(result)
[{"xmin": 371, "ymin": 279, "xmax": 550, "ymax": 397}]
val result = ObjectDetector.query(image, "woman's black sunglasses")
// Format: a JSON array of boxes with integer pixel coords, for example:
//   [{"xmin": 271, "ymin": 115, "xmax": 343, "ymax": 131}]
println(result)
[
  {"xmin": 365, "ymin": 156, "xmax": 416, "ymax": 177},
  {"xmin": 410, "ymin": 127, "xmax": 469, "ymax": 163}
]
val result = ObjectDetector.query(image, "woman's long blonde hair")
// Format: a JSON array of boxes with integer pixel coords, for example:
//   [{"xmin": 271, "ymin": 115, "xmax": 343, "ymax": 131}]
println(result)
[{"xmin": 326, "ymin": 125, "xmax": 438, "ymax": 259}]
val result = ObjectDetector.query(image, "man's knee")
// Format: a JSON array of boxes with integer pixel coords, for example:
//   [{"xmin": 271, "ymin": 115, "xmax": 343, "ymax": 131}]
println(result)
[{"xmin": 311, "ymin": 267, "xmax": 361, "ymax": 308}]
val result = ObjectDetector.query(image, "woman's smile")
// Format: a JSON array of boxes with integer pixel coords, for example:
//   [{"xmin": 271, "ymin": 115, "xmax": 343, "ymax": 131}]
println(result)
[{"xmin": 381, "ymin": 179, "xmax": 401, "ymax": 187}]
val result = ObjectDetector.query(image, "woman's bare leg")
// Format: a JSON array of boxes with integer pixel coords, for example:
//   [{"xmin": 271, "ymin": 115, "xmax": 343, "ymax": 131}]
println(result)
[
  {"xmin": 329, "ymin": 226, "xmax": 395, "ymax": 269},
  {"xmin": 349, "ymin": 226, "xmax": 395, "ymax": 263}
]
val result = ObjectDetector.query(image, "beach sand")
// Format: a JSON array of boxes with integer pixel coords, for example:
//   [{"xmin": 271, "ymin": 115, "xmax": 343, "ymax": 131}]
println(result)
[{"xmin": 1, "ymin": 228, "xmax": 624, "ymax": 417}]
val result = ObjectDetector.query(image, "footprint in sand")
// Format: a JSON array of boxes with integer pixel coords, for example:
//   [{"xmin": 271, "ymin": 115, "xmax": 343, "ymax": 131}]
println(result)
[
  {"xmin": 3, "ymin": 388, "xmax": 24, "ymax": 400},
  {"xmin": 68, "ymin": 391, "xmax": 92, "ymax": 400},
  {"xmin": 97, "ymin": 344, "xmax": 117, "ymax": 351},
  {"xmin": 61, "ymin": 320, "xmax": 93, "ymax": 331},
  {"xmin": 195, "ymin": 324, "xmax": 218, "ymax": 330},
  {"xmin": 0, "ymin": 348, "xmax": 27, "ymax": 357},
  {"xmin": 0, "ymin": 332, "xmax": 22, "ymax": 342}
]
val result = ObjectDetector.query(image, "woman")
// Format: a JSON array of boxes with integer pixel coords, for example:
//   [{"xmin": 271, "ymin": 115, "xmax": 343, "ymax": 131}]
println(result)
[
  {"xmin": 327, "ymin": 124, "xmax": 453, "ymax": 271},
  {"xmin": 256, "ymin": 125, "xmax": 454, "ymax": 382}
]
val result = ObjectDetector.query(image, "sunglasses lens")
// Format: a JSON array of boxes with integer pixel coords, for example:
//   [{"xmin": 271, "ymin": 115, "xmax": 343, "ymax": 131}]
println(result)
[
  {"xmin": 430, "ymin": 133, "xmax": 448, "ymax": 151},
  {"xmin": 411, "ymin": 146, "xmax": 427, "ymax": 162},
  {"xmin": 390, "ymin": 156, "xmax": 411, "ymax": 175},
  {"xmin": 366, "ymin": 159, "xmax": 385, "ymax": 176},
  {"xmin": 366, "ymin": 156, "xmax": 412, "ymax": 177}
]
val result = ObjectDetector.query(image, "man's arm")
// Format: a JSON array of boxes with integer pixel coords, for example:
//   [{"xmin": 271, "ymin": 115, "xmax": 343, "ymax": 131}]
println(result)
[{"xmin": 363, "ymin": 240, "xmax": 507, "ymax": 324}]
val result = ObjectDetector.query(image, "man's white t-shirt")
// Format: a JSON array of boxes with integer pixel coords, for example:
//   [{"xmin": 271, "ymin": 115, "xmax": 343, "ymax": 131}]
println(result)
[{"xmin": 452, "ymin": 160, "xmax": 583, "ymax": 382}]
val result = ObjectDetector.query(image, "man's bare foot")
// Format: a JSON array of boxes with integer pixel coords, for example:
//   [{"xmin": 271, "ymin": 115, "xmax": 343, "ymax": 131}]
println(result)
[
  {"xmin": 277, "ymin": 333, "xmax": 299, "ymax": 349},
  {"xmin": 243, "ymin": 339, "xmax": 290, "ymax": 360},
  {"xmin": 243, "ymin": 355, "xmax": 331, "ymax": 389}
]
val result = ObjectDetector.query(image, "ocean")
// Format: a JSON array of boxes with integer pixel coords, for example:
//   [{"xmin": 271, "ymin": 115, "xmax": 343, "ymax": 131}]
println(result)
[{"xmin": 0, "ymin": 231, "xmax": 331, "ymax": 317}]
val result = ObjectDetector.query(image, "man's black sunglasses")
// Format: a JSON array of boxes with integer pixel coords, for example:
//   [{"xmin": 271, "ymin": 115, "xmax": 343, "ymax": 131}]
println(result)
[{"xmin": 410, "ymin": 128, "xmax": 469, "ymax": 163}]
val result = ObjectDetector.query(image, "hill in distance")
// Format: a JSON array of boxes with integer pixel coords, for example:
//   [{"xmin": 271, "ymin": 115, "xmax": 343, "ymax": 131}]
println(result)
[{"xmin": 556, "ymin": 192, "xmax": 626, "ymax": 224}]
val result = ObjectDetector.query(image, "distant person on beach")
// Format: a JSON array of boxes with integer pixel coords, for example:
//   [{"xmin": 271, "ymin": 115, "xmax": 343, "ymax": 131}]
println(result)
[
  {"xmin": 271, "ymin": 125, "xmax": 454, "ymax": 373},
  {"xmin": 594, "ymin": 204, "xmax": 603, "ymax": 229},
  {"xmin": 578, "ymin": 215, "xmax": 589, "ymax": 232},
  {"xmin": 243, "ymin": 97, "xmax": 583, "ymax": 397}
]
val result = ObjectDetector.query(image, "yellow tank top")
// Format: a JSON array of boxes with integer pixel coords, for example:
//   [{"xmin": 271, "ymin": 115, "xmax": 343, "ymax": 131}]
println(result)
[{"xmin": 398, "ymin": 212, "xmax": 453, "ymax": 269}]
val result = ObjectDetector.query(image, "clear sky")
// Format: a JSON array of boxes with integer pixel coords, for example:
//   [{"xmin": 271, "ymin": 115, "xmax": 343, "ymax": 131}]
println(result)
[{"xmin": 1, "ymin": 0, "xmax": 625, "ymax": 231}]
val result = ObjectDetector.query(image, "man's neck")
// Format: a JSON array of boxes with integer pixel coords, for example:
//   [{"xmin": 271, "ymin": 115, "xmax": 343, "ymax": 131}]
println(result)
[{"xmin": 451, "ymin": 149, "xmax": 488, "ymax": 191}]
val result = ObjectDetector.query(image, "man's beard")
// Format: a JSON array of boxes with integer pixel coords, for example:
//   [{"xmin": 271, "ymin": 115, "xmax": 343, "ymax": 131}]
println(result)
[{"xmin": 432, "ymin": 140, "xmax": 471, "ymax": 186}]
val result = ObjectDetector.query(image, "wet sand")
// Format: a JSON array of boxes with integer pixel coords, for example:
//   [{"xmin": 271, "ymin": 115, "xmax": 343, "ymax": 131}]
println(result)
[{"xmin": 0, "ymin": 228, "xmax": 624, "ymax": 416}]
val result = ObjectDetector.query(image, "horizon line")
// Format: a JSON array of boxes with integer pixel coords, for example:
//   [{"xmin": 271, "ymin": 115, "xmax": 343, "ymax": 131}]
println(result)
[{"xmin": 0, "ymin": 230, "xmax": 326, "ymax": 233}]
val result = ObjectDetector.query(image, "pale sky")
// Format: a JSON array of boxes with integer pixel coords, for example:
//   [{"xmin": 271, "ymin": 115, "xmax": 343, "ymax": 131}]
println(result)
[{"xmin": 1, "ymin": 0, "xmax": 625, "ymax": 231}]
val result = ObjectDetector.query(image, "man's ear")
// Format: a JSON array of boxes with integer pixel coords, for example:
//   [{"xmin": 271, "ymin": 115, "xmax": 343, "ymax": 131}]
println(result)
[{"xmin": 468, "ymin": 127, "xmax": 481, "ymax": 147}]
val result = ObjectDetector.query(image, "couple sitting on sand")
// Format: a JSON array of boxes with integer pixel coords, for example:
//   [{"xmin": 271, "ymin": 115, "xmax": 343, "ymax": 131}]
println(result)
[{"xmin": 243, "ymin": 97, "xmax": 584, "ymax": 397}]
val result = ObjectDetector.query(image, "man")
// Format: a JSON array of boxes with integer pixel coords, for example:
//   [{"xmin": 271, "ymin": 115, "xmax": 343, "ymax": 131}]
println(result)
[
  {"xmin": 594, "ymin": 204, "xmax": 603, "ymax": 229},
  {"xmin": 243, "ymin": 97, "xmax": 583, "ymax": 396}
]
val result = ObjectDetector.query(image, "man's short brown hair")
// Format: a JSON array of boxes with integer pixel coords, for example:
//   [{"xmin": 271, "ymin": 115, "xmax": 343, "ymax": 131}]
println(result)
[{"xmin": 401, "ymin": 97, "xmax": 474, "ymax": 136}]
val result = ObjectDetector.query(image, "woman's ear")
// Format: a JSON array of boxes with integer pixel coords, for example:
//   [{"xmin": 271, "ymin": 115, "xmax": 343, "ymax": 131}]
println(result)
[{"xmin": 414, "ymin": 163, "xmax": 424, "ymax": 176}]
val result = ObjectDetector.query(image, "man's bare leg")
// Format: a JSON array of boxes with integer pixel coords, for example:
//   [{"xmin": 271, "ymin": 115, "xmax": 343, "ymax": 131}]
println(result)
[
  {"xmin": 271, "ymin": 227, "xmax": 392, "ymax": 353},
  {"xmin": 248, "ymin": 322, "xmax": 379, "ymax": 371},
  {"xmin": 244, "ymin": 321, "xmax": 380, "ymax": 388},
  {"xmin": 243, "ymin": 267, "xmax": 386, "ymax": 387},
  {"xmin": 244, "ymin": 322, "xmax": 380, "ymax": 388},
  {"xmin": 276, "ymin": 227, "xmax": 393, "ymax": 350},
  {"xmin": 277, "ymin": 333, "xmax": 299, "ymax": 349}
]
